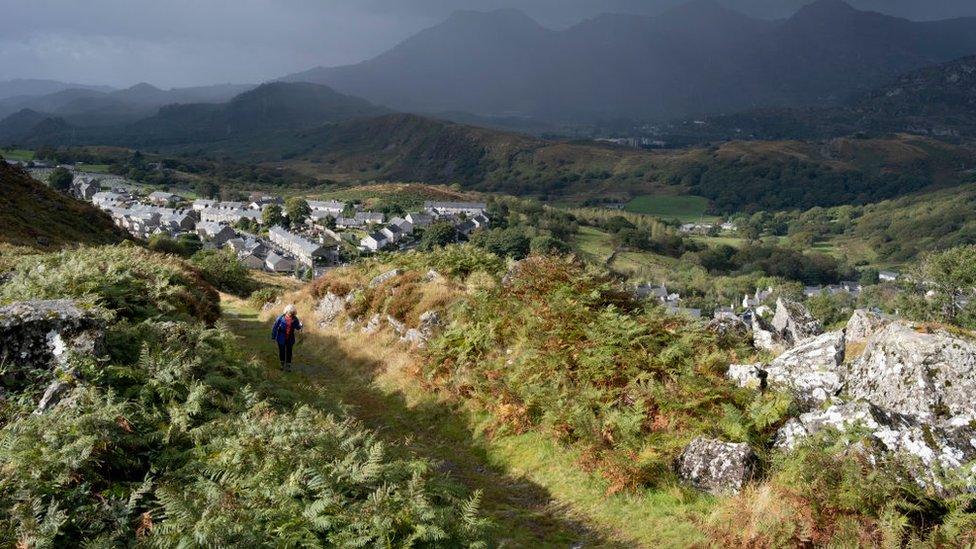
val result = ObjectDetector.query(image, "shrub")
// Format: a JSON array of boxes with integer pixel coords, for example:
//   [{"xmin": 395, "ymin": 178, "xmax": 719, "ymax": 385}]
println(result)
[{"xmin": 190, "ymin": 248, "xmax": 258, "ymax": 298}]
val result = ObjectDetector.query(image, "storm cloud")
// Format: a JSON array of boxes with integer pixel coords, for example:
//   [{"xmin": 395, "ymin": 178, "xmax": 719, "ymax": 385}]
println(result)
[{"xmin": 4, "ymin": 0, "xmax": 976, "ymax": 88}]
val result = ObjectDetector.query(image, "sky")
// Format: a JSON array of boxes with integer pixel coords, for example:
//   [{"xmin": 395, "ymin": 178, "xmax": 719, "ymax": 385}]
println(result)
[{"xmin": 3, "ymin": 0, "xmax": 976, "ymax": 89}]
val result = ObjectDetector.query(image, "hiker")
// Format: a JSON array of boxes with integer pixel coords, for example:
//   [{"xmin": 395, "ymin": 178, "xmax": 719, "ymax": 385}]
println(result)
[{"xmin": 271, "ymin": 304, "xmax": 303, "ymax": 371}]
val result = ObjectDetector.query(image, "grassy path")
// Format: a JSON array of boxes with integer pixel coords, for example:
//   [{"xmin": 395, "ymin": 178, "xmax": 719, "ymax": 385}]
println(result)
[{"xmin": 221, "ymin": 296, "xmax": 710, "ymax": 548}]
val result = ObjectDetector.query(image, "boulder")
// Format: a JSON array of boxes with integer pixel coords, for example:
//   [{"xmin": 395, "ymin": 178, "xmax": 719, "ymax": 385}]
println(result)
[
  {"xmin": 726, "ymin": 364, "xmax": 765, "ymax": 390},
  {"xmin": 34, "ymin": 379, "xmax": 73, "ymax": 414},
  {"xmin": 424, "ymin": 269, "xmax": 443, "ymax": 283},
  {"xmin": 775, "ymin": 401, "xmax": 976, "ymax": 488},
  {"xmin": 772, "ymin": 298, "xmax": 822, "ymax": 346},
  {"xmin": 401, "ymin": 329, "xmax": 427, "ymax": 347},
  {"xmin": 846, "ymin": 321, "xmax": 976, "ymax": 423},
  {"xmin": 315, "ymin": 292, "xmax": 346, "ymax": 326},
  {"xmin": 0, "ymin": 300, "xmax": 106, "ymax": 375},
  {"xmin": 752, "ymin": 314, "xmax": 787, "ymax": 355},
  {"xmin": 369, "ymin": 269, "xmax": 402, "ymax": 288},
  {"xmin": 677, "ymin": 437, "xmax": 756, "ymax": 495},
  {"xmin": 845, "ymin": 309, "xmax": 888, "ymax": 346},
  {"xmin": 706, "ymin": 316, "xmax": 750, "ymax": 342},
  {"xmin": 764, "ymin": 330, "xmax": 845, "ymax": 409}
]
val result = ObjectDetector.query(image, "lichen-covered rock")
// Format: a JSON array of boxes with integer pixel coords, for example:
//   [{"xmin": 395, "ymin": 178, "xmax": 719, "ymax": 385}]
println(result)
[
  {"xmin": 386, "ymin": 315, "xmax": 407, "ymax": 336},
  {"xmin": 772, "ymin": 298, "xmax": 822, "ymax": 346},
  {"xmin": 775, "ymin": 401, "xmax": 976, "ymax": 488},
  {"xmin": 727, "ymin": 364, "xmax": 765, "ymax": 390},
  {"xmin": 706, "ymin": 316, "xmax": 749, "ymax": 343},
  {"xmin": 315, "ymin": 292, "xmax": 346, "ymax": 326},
  {"xmin": 362, "ymin": 314, "xmax": 382, "ymax": 335},
  {"xmin": 424, "ymin": 269, "xmax": 443, "ymax": 282},
  {"xmin": 677, "ymin": 437, "xmax": 756, "ymax": 495},
  {"xmin": 0, "ymin": 299, "xmax": 106, "ymax": 375},
  {"xmin": 845, "ymin": 309, "xmax": 888, "ymax": 346},
  {"xmin": 764, "ymin": 330, "xmax": 845, "ymax": 409},
  {"xmin": 846, "ymin": 321, "xmax": 976, "ymax": 423},
  {"xmin": 401, "ymin": 329, "xmax": 427, "ymax": 347},
  {"xmin": 369, "ymin": 269, "xmax": 402, "ymax": 288},
  {"xmin": 418, "ymin": 310, "xmax": 443, "ymax": 337},
  {"xmin": 752, "ymin": 314, "xmax": 787, "ymax": 355},
  {"xmin": 34, "ymin": 378, "xmax": 73, "ymax": 414}
]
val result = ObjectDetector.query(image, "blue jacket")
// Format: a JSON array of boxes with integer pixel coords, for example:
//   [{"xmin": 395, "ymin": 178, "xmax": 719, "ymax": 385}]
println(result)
[{"xmin": 271, "ymin": 314, "xmax": 303, "ymax": 345}]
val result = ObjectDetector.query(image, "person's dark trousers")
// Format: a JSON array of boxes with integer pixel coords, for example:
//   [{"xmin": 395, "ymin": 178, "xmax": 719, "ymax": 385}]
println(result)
[{"xmin": 277, "ymin": 341, "xmax": 293, "ymax": 370}]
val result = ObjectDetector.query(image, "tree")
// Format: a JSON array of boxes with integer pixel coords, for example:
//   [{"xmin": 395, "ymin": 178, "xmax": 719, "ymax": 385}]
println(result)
[
  {"xmin": 195, "ymin": 180, "xmax": 219, "ymax": 199},
  {"xmin": 262, "ymin": 204, "xmax": 284, "ymax": 227},
  {"xmin": 470, "ymin": 227, "xmax": 530, "ymax": 259},
  {"xmin": 419, "ymin": 223, "xmax": 458, "ymax": 251},
  {"xmin": 48, "ymin": 167, "xmax": 73, "ymax": 192},
  {"xmin": 917, "ymin": 245, "xmax": 976, "ymax": 324},
  {"xmin": 529, "ymin": 235, "xmax": 570, "ymax": 256},
  {"xmin": 285, "ymin": 198, "xmax": 311, "ymax": 228}
]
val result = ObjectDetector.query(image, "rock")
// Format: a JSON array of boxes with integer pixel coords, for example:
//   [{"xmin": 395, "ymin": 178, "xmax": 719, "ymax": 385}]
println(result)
[
  {"xmin": 846, "ymin": 321, "xmax": 976, "ymax": 423},
  {"xmin": 261, "ymin": 296, "xmax": 282, "ymax": 313},
  {"xmin": 369, "ymin": 269, "xmax": 402, "ymax": 288},
  {"xmin": 343, "ymin": 319, "xmax": 358, "ymax": 332},
  {"xmin": 34, "ymin": 379, "xmax": 73, "ymax": 414},
  {"xmin": 500, "ymin": 260, "xmax": 526, "ymax": 286},
  {"xmin": 315, "ymin": 292, "xmax": 345, "ymax": 326},
  {"xmin": 424, "ymin": 269, "xmax": 443, "ymax": 282},
  {"xmin": 727, "ymin": 364, "xmax": 765, "ymax": 390},
  {"xmin": 362, "ymin": 314, "xmax": 382, "ymax": 335},
  {"xmin": 706, "ymin": 316, "xmax": 749, "ymax": 342},
  {"xmin": 764, "ymin": 330, "xmax": 845, "ymax": 409},
  {"xmin": 0, "ymin": 300, "xmax": 106, "ymax": 375},
  {"xmin": 845, "ymin": 309, "xmax": 888, "ymax": 346},
  {"xmin": 677, "ymin": 437, "xmax": 756, "ymax": 495},
  {"xmin": 772, "ymin": 298, "xmax": 822, "ymax": 346},
  {"xmin": 386, "ymin": 315, "xmax": 407, "ymax": 336},
  {"xmin": 401, "ymin": 329, "xmax": 427, "ymax": 347},
  {"xmin": 774, "ymin": 401, "xmax": 976, "ymax": 488},
  {"xmin": 752, "ymin": 314, "xmax": 787, "ymax": 355},
  {"xmin": 418, "ymin": 310, "xmax": 443, "ymax": 337}
]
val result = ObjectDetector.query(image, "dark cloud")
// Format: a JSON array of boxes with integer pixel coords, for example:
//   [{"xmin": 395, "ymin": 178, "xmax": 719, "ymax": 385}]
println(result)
[{"xmin": 3, "ymin": 0, "xmax": 976, "ymax": 88}]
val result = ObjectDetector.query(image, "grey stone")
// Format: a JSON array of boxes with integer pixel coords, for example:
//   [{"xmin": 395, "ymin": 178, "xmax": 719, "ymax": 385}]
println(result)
[
  {"xmin": 369, "ymin": 269, "xmax": 402, "ymax": 288},
  {"xmin": 774, "ymin": 401, "xmax": 976, "ymax": 490},
  {"xmin": 34, "ymin": 379, "xmax": 73, "ymax": 414},
  {"xmin": 418, "ymin": 310, "xmax": 443, "ymax": 337},
  {"xmin": 764, "ymin": 330, "xmax": 845, "ymax": 409},
  {"xmin": 424, "ymin": 269, "xmax": 443, "ymax": 282},
  {"xmin": 362, "ymin": 314, "xmax": 382, "ymax": 334},
  {"xmin": 727, "ymin": 364, "xmax": 765, "ymax": 390},
  {"xmin": 386, "ymin": 315, "xmax": 407, "ymax": 336},
  {"xmin": 772, "ymin": 298, "xmax": 822, "ymax": 346},
  {"xmin": 706, "ymin": 316, "xmax": 749, "ymax": 341},
  {"xmin": 401, "ymin": 329, "xmax": 427, "ymax": 347},
  {"xmin": 0, "ymin": 300, "xmax": 106, "ymax": 374},
  {"xmin": 846, "ymin": 321, "xmax": 976, "ymax": 423},
  {"xmin": 315, "ymin": 292, "xmax": 345, "ymax": 326},
  {"xmin": 845, "ymin": 309, "xmax": 889, "ymax": 346},
  {"xmin": 677, "ymin": 437, "xmax": 756, "ymax": 495}
]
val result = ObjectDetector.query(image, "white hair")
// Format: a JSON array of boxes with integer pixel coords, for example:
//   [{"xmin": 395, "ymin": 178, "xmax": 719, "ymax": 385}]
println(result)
[{"xmin": 283, "ymin": 304, "xmax": 297, "ymax": 315}]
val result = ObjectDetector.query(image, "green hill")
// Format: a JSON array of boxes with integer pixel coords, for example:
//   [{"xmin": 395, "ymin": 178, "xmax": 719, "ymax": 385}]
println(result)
[{"xmin": 0, "ymin": 158, "xmax": 125, "ymax": 249}]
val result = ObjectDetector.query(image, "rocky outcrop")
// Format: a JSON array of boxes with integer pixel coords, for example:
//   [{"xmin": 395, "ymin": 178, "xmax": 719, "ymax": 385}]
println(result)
[
  {"xmin": 846, "ymin": 321, "xmax": 976, "ymax": 423},
  {"xmin": 0, "ymin": 300, "xmax": 106, "ymax": 374},
  {"xmin": 386, "ymin": 315, "xmax": 407, "ymax": 336},
  {"xmin": 845, "ymin": 309, "xmax": 888, "ymax": 346},
  {"xmin": 677, "ymin": 437, "xmax": 756, "ymax": 495},
  {"xmin": 369, "ymin": 269, "xmax": 402, "ymax": 288},
  {"xmin": 771, "ymin": 298, "xmax": 822, "ymax": 347},
  {"xmin": 727, "ymin": 364, "xmax": 765, "ymax": 390},
  {"xmin": 362, "ymin": 314, "xmax": 382, "ymax": 335},
  {"xmin": 752, "ymin": 314, "xmax": 787, "ymax": 355},
  {"xmin": 315, "ymin": 292, "xmax": 346, "ymax": 326},
  {"xmin": 764, "ymin": 330, "xmax": 845, "ymax": 409},
  {"xmin": 775, "ymin": 401, "xmax": 976, "ymax": 489},
  {"xmin": 0, "ymin": 300, "xmax": 107, "ymax": 413},
  {"xmin": 706, "ymin": 316, "xmax": 750, "ymax": 345}
]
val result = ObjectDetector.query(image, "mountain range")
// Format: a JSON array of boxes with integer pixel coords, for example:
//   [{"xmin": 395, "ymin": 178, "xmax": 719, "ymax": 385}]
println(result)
[{"xmin": 283, "ymin": 0, "xmax": 976, "ymax": 122}]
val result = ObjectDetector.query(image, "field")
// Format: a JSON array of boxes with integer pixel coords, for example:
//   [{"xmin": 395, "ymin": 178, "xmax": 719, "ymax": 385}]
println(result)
[
  {"xmin": 624, "ymin": 195, "xmax": 715, "ymax": 222},
  {"xmin": 572, "ymin": 226, "xmax": 616, "ymax": 264},
  {"xmin": 75, "ymin": 163, "xmax": 111, "ymax": 173},
  {"xmin": 0, "ymin": 148, "xmax": 33, "ymax": 162}
]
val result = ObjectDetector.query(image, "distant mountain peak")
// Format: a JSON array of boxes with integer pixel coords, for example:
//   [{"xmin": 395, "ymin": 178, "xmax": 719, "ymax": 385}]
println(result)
[
  {"xmin": 442, "ymin": 8, "xmax": 544, "ymax": 31},
  {"xmin": 125, "ymin": 82, "xmax": 163, "ymax": 92},
  {"xmin": 792, "ymin": 0, "xmax": 861, "ymax": 19}
]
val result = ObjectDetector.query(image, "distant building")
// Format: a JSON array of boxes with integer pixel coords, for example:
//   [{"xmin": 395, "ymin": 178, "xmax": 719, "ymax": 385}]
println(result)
[
  {"xmin": 336, "ymin": 217, "xmax": 363, "ymax": 229},
  {"xmin": 268, "ymin": 226, "xmax": 335, "ymax": 267},
  {"xmin": 200, "ymin": 207, "xmax": 261, "ymax": 225},
  {"xmin": 388, "ymin": 217, "xmax": 413, "ymax": 235},
  {"xmin": 71, "ymin": 176, "xmax": 100, "ymax": 201},
  {"xmin": 192, "ymin": 199, "xmax": 217, "ymax": 211},
  {"xmin": 361, "ymin": 232, "xmax": 389, "ymax": 252},
  {"xmin": 307, "ymin": 200, "xmax": 346, "ymax": 215},
  {"xmin": 355, "ymin": 211, "xmax": 385, "ymax": 225},
  {"xmin": 265, "ymin": 252, "xmax": 297, "ymax": 273},
  {"xmin": 148, "ymin": 191, "xmax": 180, "ymax": 206},
  {"xmin": 424, "ymin": 201, "xmax": 487, "ymax": 216},
  {"xmin": 879, "ymin": 271, "xmax": 900, "ymax": 282},
  {"xmin": 196, "ymin": 222, "xmax": 237, "ymax": 246},
  {"xmin": 92, "ymin": 191, "xmax": 127, "ymax": 208},
  {"xmin": 405, "ymin": 212, "xmax": 433, "ymax": 228}
]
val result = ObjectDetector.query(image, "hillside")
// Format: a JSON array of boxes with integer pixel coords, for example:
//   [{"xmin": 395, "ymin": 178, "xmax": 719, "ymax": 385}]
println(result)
[
  {"xmin": 284, "ymin": 0, "xmax": 976, "ymax": 121},
  {"xmin": 0, "ymin": 159, "xmax": 125, "ymax": 249}
]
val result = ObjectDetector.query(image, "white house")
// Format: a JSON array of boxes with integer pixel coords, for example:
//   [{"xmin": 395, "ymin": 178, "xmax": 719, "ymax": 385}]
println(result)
[
  {"xmin": 265, "ymin": 252, "xmax": 297, "ymax": 273},
  {"xmin": 405, "ymin": 212, "xmax": 433, "ymax": 228},
  {"xmin": 196, "ymin": 222, "xmax": 237, "ymax": 246},
  {"xmin": 307, "ymin": 200, "xmax": 346, "ymax": 215},
  {"xmin": 424, "ymin": 201, "xmax": 487, "ymax": 216},
  {"xmin": 355, "ymin": 211, "xmax": 385, "ymax": 225},
  {"xmin": 388, "ymin": 217, "xmax": 413, "ymax": 235},
  {"xmin": 148, "ymin": 191, "xmax": 180, "ymax": 206},
  {"xmin": 92, "ymin": 191, "xmax": 126, "ymax": 208},
  {"xmin": 200, "ymin": 207, "xmax": 261, "ymax": 225},
  {"xmin": 361, "ymin": 232, "xmax": 389, "ymax": 252},
  {"xmin": 192, "ymin": 199, "xmax": 217, "ymax": 211},
  {"xmin": 268, "ymin": 226, "xmax": 336, "ymax": 267}
]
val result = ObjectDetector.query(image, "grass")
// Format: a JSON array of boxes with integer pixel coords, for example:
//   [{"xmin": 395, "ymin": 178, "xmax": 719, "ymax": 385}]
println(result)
[
  {"xmin": 0, "ymin": 149, "xmax": 33, "ymax": 162},
  {"xmin": 75, "ymin": 164, "xmax": 111, "ymax": 174},
  {"xmin": 624, "ymin": 195, "xmax": 716, "ymax": 223},
  {"xmin": 221, "ymin": 295, "xmax": 713, "ymax": 547},
  {"xmin": 573, "ymin": 226, "xmax": 616, "ymax": 264}
]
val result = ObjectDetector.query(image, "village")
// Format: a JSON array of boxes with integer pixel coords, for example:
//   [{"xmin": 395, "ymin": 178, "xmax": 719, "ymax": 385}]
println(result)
[{"xmin": 41, "ymin": 164, "xmax": 489, "ymax": 277}]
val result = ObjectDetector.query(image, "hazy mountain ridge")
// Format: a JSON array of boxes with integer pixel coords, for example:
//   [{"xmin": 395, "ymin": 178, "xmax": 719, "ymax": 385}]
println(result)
[{"xmin": 283, "ymin": 0, "xmax": 976, "ymax": 121}]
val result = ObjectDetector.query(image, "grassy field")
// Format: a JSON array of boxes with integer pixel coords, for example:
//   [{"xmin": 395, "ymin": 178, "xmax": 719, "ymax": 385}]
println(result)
[
  {"xmin": 624, "ymin": 195, "xmax": 716, "ymax": 223},
  {"xmin": 221, "ymin": 295, "xmax": 712, "ymax": 547},
  {"xmin": 75, "ymin": 163, "xmax": 112, "ymax": 173},
  {"xmin": 0, "ymin": 149, "xmax": 33, "ymax": 162},
  {"xmin": 572, "ymin": 226, "xmax": 616, "ymax": 264}
]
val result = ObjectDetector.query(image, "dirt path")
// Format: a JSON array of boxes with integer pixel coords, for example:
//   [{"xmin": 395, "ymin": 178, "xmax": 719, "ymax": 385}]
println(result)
[{"xmin": 221, "ymin": 297, "xmax": 632, "ymax": 548}]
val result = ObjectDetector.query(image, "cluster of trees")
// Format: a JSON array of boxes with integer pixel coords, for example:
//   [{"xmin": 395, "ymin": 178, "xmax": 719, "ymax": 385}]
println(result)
[{"xmin": 685, "ymin": 243, "xmax": 854, "ymax": 285}]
